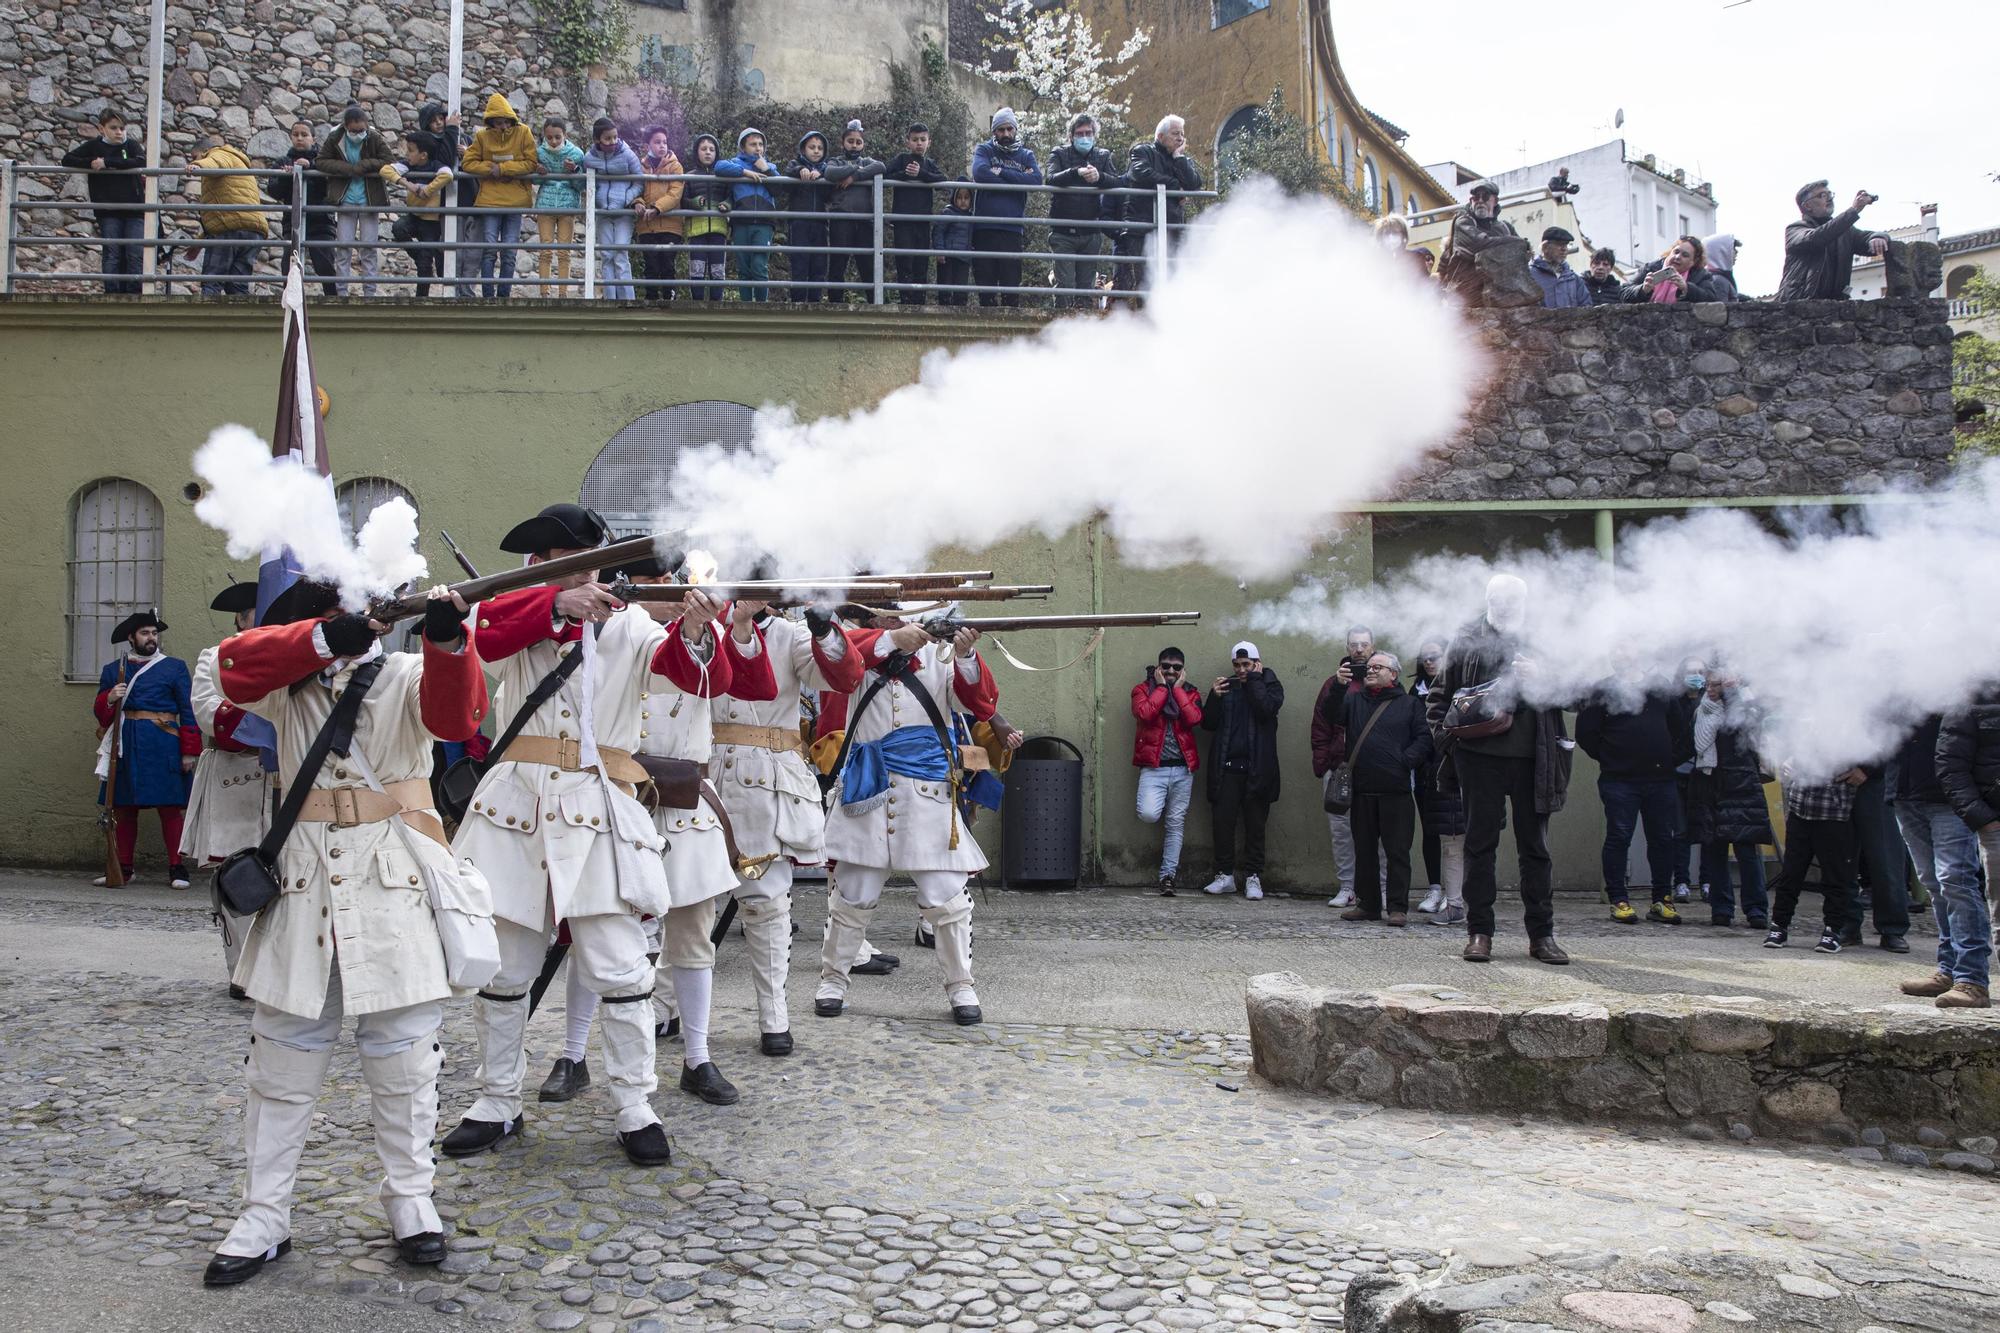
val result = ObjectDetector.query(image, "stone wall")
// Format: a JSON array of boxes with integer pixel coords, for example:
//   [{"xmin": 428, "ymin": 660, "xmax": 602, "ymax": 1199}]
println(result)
[
  {"xmin": 1399, "ymin": 298, "xmax": 1956, "ymax": 502},
  {"xmin": 1247, "ymin": 974, "xmax": 2000, "ymax": 1161}
]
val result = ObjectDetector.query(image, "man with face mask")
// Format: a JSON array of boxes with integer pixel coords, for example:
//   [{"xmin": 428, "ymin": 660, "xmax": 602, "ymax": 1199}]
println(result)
[
  {"xmin": 1045, "ymin": 111, "xmax": 1123, "ymax": 309},
  {"xmin": 314, "ymin": 104, "xmax": 392, "ymax": 296},
  {"xmin": 93, "ymin": 609, "xmax": 200, "ymax": 888},
  {"xmin": 1777, "ymin": 180, "xmax": 1887, "ymax": 301},
  {"xmin": 1424, "ymin": 575, "xmax": 1574, "ymax": 964},
  {"xmin": 1437, "ymin": 181, "xmax": 1518, "ymax": 303}
]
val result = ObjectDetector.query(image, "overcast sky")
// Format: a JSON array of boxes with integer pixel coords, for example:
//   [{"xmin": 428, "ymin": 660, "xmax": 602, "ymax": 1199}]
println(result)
[{"xmin": 1334, "ymin": 1, "xmax": 1995, "ymax": 294}]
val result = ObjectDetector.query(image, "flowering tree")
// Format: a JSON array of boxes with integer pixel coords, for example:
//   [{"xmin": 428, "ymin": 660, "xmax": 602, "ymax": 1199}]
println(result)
[{"xmin": 978, "ymin": 0, "xmax": 1150, "ymax": 149}]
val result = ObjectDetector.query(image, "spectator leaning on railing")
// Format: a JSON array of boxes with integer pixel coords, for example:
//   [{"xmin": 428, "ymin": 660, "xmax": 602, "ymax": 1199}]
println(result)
[
  {"xmin": 1117, "ymin": 115, "xmax": 1201, "ymax": 295},
  {"xmin": 581, "ymin": 118, "xmax": 642, "ymax": 301},
  {"xmin": 884, "ymin": 122, "xmax": 947, "ymax": 306},
  {"xmin": 824, "ymin": 120, "xmax": 888, "ymax": 304},
  {"xmin": 533, "ymin": 118, "xmax": 585, "ymax": 299},
  {"xmin": 683, "ymin": 133, "xmax": 731, "ymax": 302},
  {"xmin": 1045, "ymin": 112, "xmax": 1124, "ymax": 309},
  {"xmin": 187, "ymin": 135, "xmax": 268, "ymax": 297},
  {"xmin": 715, "ymin": 128, "xmax": 782, "ymax": 302},
  {"xmin": 785, "ymin": 131, "xmax": 834, "ymax": 303},
  {"xmin": 632, "ymin": 127, "xmax": 685, "ymax": 303},
  {"xmin": 387, "ymin": 133, "xmax": 453, "ymax": 297},
  {"xmin": 459, "ymin": 94, "xmax": 538, "ymax": 299},
  {"xmin": 60, "ymin": 106, "xmax": 146, "ymax": 295},
  {"xmin": 266, "ymin": 121, "xmax": 338, "ymax": 296},
  {"xmin": 969, "ymin": 107, "xmax": 1043, "ymax": 308},
  {"xmin": 314, "ymin": 104, "xmax": 392, "ymax": 298}
]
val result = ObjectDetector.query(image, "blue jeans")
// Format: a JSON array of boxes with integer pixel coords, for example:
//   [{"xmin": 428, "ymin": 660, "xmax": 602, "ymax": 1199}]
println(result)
[
  {"xmin": 1136, "ymin": 765, "xmax": 1194, "ymax": 880},
  {"xmin": 1702, "ymin": 840, "xmax": 1768, "ymax": 922},
  {"xmin": 1599, "ymin": 777, "xmax": 1678, "ymax": 902},
  {"xmin": 595, "ymin": 214, "xmax": 635, "ymax": 299},
  {"xmin": 471, "ymin": 211, "xmax": 521, "ymax": 298},
  {"xmin": 734, "ymin": 223, "xmax": 773, "ymax": 301},
  {"xmin": 98, "ymin": 212, "xmax": 144, "ymax": 293},
  {"xmin": 1895, "ymin": 801, "xmax": 1989, "ymax": 987}
]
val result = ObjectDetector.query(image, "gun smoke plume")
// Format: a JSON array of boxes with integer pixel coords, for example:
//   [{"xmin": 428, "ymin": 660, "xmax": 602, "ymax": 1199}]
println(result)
[
  {"xmin": 192, "ymin": 424, "xmax": 428, "ymax": 609},
  {"xmin": 660, "ymin": 184, "xmax": 1484, "ymax": 582},
  {"xmin": 1250, "ymin": 463, "xmax": 2000, "ymax": 781}
]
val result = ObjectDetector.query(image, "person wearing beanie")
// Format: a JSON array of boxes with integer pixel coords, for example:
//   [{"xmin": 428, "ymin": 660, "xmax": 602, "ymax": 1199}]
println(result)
[
  {"xmin": 459, "ymin": 93, "xmax": 539, "ymax": 298},
  {"xmin": 883, "ymin": 121, "xmax": 947, "ymax": 304},
  {"xmin": 969, "ymin": 106, "xmax": 1042, "ymax": 307},
  {"xmin": 785, "ymin": 130, "xmax": 834, "ymax": 302},
  {"xmin": 314, "ymin": 103, "xmax": 392, "ymax": 297},
  {"xmin": 822, "ymin": 119, "xmax": 887, "ymax": 303},
  {"xmin": 715, "ymin": 127, "xmax": 782, "ymax": 300},
  {"xmin": 1044, "ymin": 110, "xmax": 1124, "ymax": 309},
  {"xmin": 580, "ymin": 117, "xmax": 643, "ymax": 300}
]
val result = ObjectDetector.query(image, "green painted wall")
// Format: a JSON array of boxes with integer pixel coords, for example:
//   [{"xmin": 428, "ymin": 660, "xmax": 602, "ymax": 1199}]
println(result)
[{"xmin": 5, "ymin": 301, "xmax": 1628, "ymax": 889}]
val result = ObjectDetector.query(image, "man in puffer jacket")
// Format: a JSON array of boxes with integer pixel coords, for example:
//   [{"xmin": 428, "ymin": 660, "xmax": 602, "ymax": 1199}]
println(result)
[
  {"xmin": 459, "ymin": 93, "xmax": 538, "ymax": 298},
  {"xmin": 969, "ymin": 107, "xmax": 1041, "ymax": 307},
  {"xmin": 1043, "ymin": 111, "xmax": 1124, "ymax": 308},
  {"xmin": 189, "ymin": 136, "xmax": 269, "ymax": 296}
]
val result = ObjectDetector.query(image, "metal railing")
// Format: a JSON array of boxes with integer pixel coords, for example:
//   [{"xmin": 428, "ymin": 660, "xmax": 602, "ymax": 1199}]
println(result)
[{"xmin": 2, "ymin": 162, "xmax": 1216, "ymax": 306}]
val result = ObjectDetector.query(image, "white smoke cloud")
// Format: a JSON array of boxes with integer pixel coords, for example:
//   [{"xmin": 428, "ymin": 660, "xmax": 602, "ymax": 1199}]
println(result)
[
  {"xmin": 191, "ymin": 423, "xmax": 428, "ymax": 608},
  {"xmin": 1251, "ymin": 464, "xmax": 2000, "ymax": 781},
  {"xmin": 658, "ymin": 183, "xmax": 1486, "ymax": 582}
]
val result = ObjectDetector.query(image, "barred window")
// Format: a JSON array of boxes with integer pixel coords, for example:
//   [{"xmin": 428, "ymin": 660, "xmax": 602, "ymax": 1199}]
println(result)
[
  {"xmin": 583, "ymin": 401, "xmax": 757, "ymax": 538},
  {"xmin": 68, "ymin": 478, "xmax": 164, "ymax": 681},
  {"xmin": 335, "ymin": 476, "xmax": 418, "ymax": 543}
]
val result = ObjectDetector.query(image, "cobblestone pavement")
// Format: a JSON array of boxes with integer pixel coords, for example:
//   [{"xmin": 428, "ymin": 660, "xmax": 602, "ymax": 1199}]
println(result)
[{"xmin": 1, "ymin": 870, "xmax": 1991, "ymax": 1332}]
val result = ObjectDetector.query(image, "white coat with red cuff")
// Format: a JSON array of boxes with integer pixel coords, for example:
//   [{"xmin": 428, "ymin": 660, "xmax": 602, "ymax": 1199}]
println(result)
[{"xmin": 181, "ymin": 643, "xmax": 274, "ymax": 862}]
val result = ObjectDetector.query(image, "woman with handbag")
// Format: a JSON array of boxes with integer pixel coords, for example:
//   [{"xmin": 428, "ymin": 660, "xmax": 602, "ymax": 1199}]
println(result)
[
  {"xmin": 1327, "ymin": 654, "xmax": 1433, "ymax": 926},
  {"xmin": 202, "ymin": 583, "xmax": 493, "ymax": 1289}
]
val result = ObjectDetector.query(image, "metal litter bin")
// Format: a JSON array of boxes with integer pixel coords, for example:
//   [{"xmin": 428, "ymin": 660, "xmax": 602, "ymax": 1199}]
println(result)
[{"xmin": 1001, "ymin": 735, "xmax": 1084, "ymax": 887}]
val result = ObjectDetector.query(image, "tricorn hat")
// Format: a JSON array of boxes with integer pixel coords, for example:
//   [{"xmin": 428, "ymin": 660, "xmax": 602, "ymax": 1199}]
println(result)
[
  {"xmin": 606, "ymin": 554, "xmax": 668, "ymax": 583},
  {"xmin": 260, "ymin": 580, "xmax": 339, "ymax": 627},
  {"xmin": 110, "ymin": 608, "xmax": 166, "ymax": 642},
  {"xmin": 209, "ymin": 581, "xmax": 259, "ymax": 614},
  {"xmin": 500, "ymin": 503, "xmax": 610, "ymax": 555}
]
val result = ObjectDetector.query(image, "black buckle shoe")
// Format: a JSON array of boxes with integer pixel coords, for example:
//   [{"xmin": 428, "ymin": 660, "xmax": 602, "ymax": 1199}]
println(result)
[
  {"xmin": 203, "ymin": 1238, "xmax": 291, "ymax": 1287},
  {"xmin": 761, "ymin": 1030, "xmax": 794, "ymax": 1057},
  {"xmin": 617, "ymin": 1122, "xmax": 672, "ymax": 1166},
  {"xmin": 952, "ymin": 1003, "xmax": 984, "ymax": 1026},
  {"xmin": 440, "ymin": 1114, "xmax": 523, "ymax": 1157},
  {"xmin": 914, "ymin": 924, "xmax": 936, "ymax": 949},
  {"xmin": 227, "ymin": 984, "xmax": 249, "ymax": 1002},
  {"xmin": 1529, "ymin": 936, "xmax": 1571, "ymax": 966},
  {"xmin": 813, "ymin": 997, "xmax": 843, "ymax": 1018},
  {"xmin": 397, "ymin": 1231, "xmax": 446, "ymax": 1266},
  {"xmin": 871, "ymin": 951, "xmax": 901, "ymax": 968},
  {"xmin": 1879, "ymin": 935, "xmax": 1911, "ymax": 954},
  {"xmin": 537, "ymin": 1057, "xmax": 591, "ymax": 1103},
  {"xmin": 679, "ymin": 1061, "xmax": 741, "ymax": 1105},
  {"xmin": 853, "ymin": 954, "xmax": 896, "ymax": 976},
  {"xmin": 655, "ymin": 1017, "xmax": 680, "ymax": 1040}
]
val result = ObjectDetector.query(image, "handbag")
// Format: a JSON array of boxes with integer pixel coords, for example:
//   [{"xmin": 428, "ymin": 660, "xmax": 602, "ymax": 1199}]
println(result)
[
  {"xmin": 215, "ymin": 659, "xmax": 384, "ymax": 917},
  {"xmin": 1323, "ymin": 694, "xmax": 1392, "ymax": 816},
  {"xmin": 438, "ymin": 644, "xmax": 586, "ymax": 822},
  {"xmin": 1441, "ymin": 678, "xmax": 1515, "ymax": 740}
]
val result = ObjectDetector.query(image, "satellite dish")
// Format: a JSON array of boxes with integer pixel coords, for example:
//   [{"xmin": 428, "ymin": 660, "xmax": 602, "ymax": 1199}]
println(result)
[{"xmin": 1614, "ymin": 108, "xmax": 1625, "ymax": 129}]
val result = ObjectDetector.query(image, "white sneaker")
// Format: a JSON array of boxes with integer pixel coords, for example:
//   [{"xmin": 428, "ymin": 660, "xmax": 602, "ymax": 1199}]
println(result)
[
  {"xmin": 1244, "ymin": 876, "xmax": 1264, "ymax": 900},
  {"xmin": 1417, "ymin": 886, "xmax": 1445, "ymax": 914},
  {"xmin": 1202, "ymin": 873, "xmax": 1236, "ymax": 895},
  {"xmin": 1330, "ymin": 888, "xmax": 1356, "ymax": 908}
]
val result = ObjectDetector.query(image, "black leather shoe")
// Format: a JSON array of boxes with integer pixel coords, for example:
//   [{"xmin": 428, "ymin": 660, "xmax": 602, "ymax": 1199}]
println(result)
[
  {"xmin": 1879, "ymin": 935, "xmax": 1911, "ymax": 954},
  {"xmin": 1462, "ymin": 933, "xmax": 1492, "ymax": 963},
  {"xmin": 537, "ymin": 1057, "xmax": 590, "ymax": 1103},
  {"xmin": 1530, "ymin": 936, "xmax": 1572, "ymax": 966},
  {"xmin": 814, "ymin": 997, "xmax": 843, "ymax": 1018},
  {"xmin": 397, "ymin": 1231, "xmax": 446, "ymax": 1266},
  {"xmin": 914, "ymin": 924, "xmax": 936, "ymax": 949},
  {"xmin": 203, "ymin": 1238, "xmax": 291, "ymax": 1287},
  {"xmin": 228, "ymin": 984, "xmax": 249, "ymax": 1002},
  {"xmin": 679, "ymin": 1061, "xmax": 741, "ymax": 1105},
  {"xmin": 761, "ymin": 1030, "xmax": 793, "ymax": 1057},
  {"xmin": 871, "ymin": 951, "xmax": 901, "ymax": 968},
  {"xmin": 853, "ymin": 954, "xmax": 896, "ymax": 976},
  {"xmin": 655, "ymin": 1017, "xmax": 680, "ymax": 1040},
  {"xmin": 952, "ymin": 1003, "xmax": 983, "ymax": 1026},
  {"xmin": 618, "ymin": 1123, "xmax": 672, "ymax": 1166},
  {"xmin": 440, "ymin": 1114, "xmax": 523, "ymax": 1157}
]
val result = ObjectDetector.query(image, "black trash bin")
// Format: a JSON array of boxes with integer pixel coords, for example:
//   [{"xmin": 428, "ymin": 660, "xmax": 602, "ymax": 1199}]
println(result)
[{"xmin": 1001, "ymin": 735, "xmax": 1084, "ymax": 887}]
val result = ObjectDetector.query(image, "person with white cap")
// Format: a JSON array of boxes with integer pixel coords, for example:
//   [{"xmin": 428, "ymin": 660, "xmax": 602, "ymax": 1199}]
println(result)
[
  {"xmin": 1199, "ymin": 641, "xmax": 1285, "ymax": 899},
  {"xmin": 715, "ymin": 128, "xmax": 782, "ymax": 301}
]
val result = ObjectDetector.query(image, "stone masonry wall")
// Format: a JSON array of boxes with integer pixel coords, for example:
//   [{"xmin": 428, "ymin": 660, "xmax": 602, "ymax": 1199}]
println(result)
[
  {"xmin": 1401, "ymin": 298, "xmax": 1956, "ymax": 502},
  {"xmin": 1248, "ymin": 974, "xmax": 2000, "ymax": 1164}
]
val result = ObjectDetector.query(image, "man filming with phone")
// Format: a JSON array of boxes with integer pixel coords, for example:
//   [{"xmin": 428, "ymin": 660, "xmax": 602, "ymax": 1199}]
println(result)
[
  {"xmin": 1777, "ymin": 180, "xmax": 1889, "ymax": 301},
  {"xmin": 1131, "ymin": 648, "xmax": 1203, "ymax": 895},
  {"xmin": 1199, "ymin": 642, "xmax": 1284, "ymax": 900}
]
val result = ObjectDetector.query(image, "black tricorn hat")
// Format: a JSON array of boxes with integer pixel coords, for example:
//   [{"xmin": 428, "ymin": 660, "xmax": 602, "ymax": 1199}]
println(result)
[
  {"xmin": 209, "ymin": 581, "xmax": 260, "ymax": 614},
  {"xmin": 260, "ymin": 580, "xmax": 340, "ymax": 627},
  {"xmin": 500, "ymin": 503, "xmax": 610, "ymax": 555},
  {"xmin": 606, "ymin": 554, "xmax": 668, "ymax": 582},
  {"xmin": 110, "ymin": 608, "xmax": 166, "ymax": 642}
]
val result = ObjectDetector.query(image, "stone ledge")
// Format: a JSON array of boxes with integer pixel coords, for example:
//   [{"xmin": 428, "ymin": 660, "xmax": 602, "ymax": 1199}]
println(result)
[{"xmin": 1247, "ymin": 973, "xmax": 2000, "ymax": 1147}]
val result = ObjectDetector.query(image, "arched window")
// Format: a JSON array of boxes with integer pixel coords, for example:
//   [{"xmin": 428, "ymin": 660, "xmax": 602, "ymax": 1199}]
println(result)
[
  {"xmin": 582, "ymin": 401, "xmax": 759, "ymax": 536},
  {"xmin": 1215, "ymin": 104, "xmax": 1261, "ymax": 174},
  {"xmin": 335, "ymin": 477, "xmax": 418, "ymax": 543},
  {"xmin": 1385, "ymin": 176, "xmax": 1399, "ymax": 215},
  {"xmin": 1362, "ymin": 158, "xmax": 1381, "ymax": 213},
  {"xmin": 1406, "ymin": 191, "xmax": 1418, "ymax": 215},
  {"xmin": 1338, "ymin": 129, "xmax": 1353, "ymax": 187},
  {"xmin": 68, "ymin": 478, "xmax": 163, "ymax": 681}
]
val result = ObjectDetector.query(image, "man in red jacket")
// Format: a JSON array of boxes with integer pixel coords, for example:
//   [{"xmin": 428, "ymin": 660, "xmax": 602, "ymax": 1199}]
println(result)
[{"xmin": 1131, "ymin": 647, "xmax": 1203, "ymax": 894}]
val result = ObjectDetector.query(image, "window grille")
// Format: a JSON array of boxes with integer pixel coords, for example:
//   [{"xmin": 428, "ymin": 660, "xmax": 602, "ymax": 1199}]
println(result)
[{"xmin": 67, "ymin": 478, "xmax": 163, "ymax": 682}]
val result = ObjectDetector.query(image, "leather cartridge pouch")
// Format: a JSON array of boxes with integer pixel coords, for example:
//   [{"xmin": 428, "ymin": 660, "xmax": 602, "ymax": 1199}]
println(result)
[{"xmin": 636, "ymin": 754, "xmax": 703, "ymax": 812}]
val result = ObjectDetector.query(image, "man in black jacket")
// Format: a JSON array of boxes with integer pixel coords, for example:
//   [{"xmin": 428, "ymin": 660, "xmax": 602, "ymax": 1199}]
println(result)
[
  {"xmin": 882, "ymin": 122, "xmax": 946, "ymax": 304},
  {"xmin": 1199, "ymin": 641, "xmax": 1284, "ymax": 900},
  {"xmin": 1331, "ymin": 654, "xmax": 1431, "ymax": 925},
  {"xmin": 1114, "ymin": 114, "xmax": 1201, "ymax": 296},
  {"xmin": 1577, "ymin": 673, "xmax": 1684, "ymax": 926},
  {"xmin": 1776, "ymin": 180, "xmax": 1888, "ymax": 301},
  {"xmin": 1044, "ymin": 112, "xmax": 1122, "ymax": 308},
  {"xmin": 1424, "ymin": 575, "xmax": 1573, "ymax": 964},
  {"xmin": 265, "ymin": 121, "xmax": 338, "ymax": 296},
  {"xmin": 1892, "ymin": 712, "xmax": 1989, "ymax": 1008}
]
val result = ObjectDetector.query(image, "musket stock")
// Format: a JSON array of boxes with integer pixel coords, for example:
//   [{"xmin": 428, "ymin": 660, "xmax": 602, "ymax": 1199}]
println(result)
[{"xmin": 370, "ymin": 533, "xmax": 662, "ymax": 623}]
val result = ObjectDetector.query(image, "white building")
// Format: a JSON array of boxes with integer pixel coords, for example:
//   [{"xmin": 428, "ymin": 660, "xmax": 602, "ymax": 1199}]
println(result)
[
  {"xmin": 1422, "ymin": 139, "xmax": 1720, "ymax": 267},
  {"xmin": 1849, "ymin": 206, "xmax": 1999, "ymax": 334}
]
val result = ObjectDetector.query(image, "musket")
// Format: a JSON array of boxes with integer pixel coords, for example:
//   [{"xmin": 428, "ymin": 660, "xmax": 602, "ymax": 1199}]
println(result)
[
  {"xmin": 610, "ymin": 580, "xmax": 908, "ymax": 606},
  {"xmin": 369, "ymin": 534, "xmax": 662, "ymax": 623},
  {"xmin": 97, "ymin": 657, "xmax": 128, "ymax": 888},
  {"xmin": 917, "ymin": 611, "xmax": 1201, "ymax": 637},
  {"xmin": 439, "ymin": 530, "xmax": 482, "ymax": 581},
  {"xmin": 848, "ymin": 570, "xmax": 995, "ymax": 587},
  {"xmin": 901, "ymin": 584, "xmax": 1053, "ymax": 602}
]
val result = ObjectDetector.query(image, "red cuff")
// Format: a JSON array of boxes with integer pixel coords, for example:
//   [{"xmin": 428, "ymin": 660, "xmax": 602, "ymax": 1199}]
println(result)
[
  {"xmin": 212, "ymin": 701, "xmax": 254, "ymax": 752},
  {"xmin": 813, "ymin": 690, "xmax": 850, "ymax": 742},
  {"xmin": 651, "ymin": 623, "xmax": 733, "ymax": 697},
  {"xmin": 218, "ymin": 621, "xmax": 331, "ymax": 704},
  {"xmin": 179, "ymin": 724, "xmax": 203, "ymax": 757},
  {"xmin": 93, "ymin": 690, "xmax": 116, "ymax": 728},
  {"xmin": 721, "ymin": 626, "xmax": 779, "ymax": 702},
  {"xmin": 419, "ymin": 636, "xmax": 489, "ymax": 741},
  {"xmin": 814, "ymin": 628, "xmax": 866, "ymax": 694},
  {"xmin": 952, "ymin": 652, "xmax": 998, "ymax": 719},
  {"xmin": 471, "ymin": 585, "xmax": 566, "ymax": 662}
]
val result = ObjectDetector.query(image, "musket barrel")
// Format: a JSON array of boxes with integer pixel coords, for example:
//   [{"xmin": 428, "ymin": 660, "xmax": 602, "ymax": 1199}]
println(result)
[
  {"xmin": 615, "ymin": 580, "xmax": 906, "ymax": 603},
  {"xmin": 948, "ymin": 611, "xmax": 1201, "ymax": 632},
  {"xmin": 373, "ymin": 533, "xmax": 661, "ymax": 622}
]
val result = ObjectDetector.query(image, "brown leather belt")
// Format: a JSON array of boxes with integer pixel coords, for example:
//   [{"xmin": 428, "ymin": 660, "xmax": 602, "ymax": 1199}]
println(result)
[
  {"xmin": 711, "ymin": 722, "xmax": 806, "ymax": 755},
  {"xmin": 124, "ymin": 709, "xmax": 180, "ymax": 733},
  {"xmin": 503, "ymin": 734, "xmax": 650, "ymax": 785},
  {"xmin": 297, "ymin": 778, "xmax": 446, "ymax": 846}
]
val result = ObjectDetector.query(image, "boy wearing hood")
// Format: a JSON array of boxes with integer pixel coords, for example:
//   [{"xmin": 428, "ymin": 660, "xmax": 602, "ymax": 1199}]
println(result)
[
  {"xmin": 934, "ymin": 183, "xmax": 976, "ymax": 306},
  {"xmin": 188, "ymin": 135, "xmax": 269, "ymax": 297},
  {"xmin": 1044, "ymin": 111, "xmax": 1123, "ymax": 309},
  {"xmin": 883, "ymin": 122, "xmax": 946, "ymax": 304},
  {"xmin": 715, "ymin": 128, "xmax": 782, "ymax": 301},
  {"xmin": 533, "ymin": 118, "xmax": 586, "ymax": 298},
  {"xmin": 580, "ymin": 118, "xmax": 642, "ymax": 300},
  {"xmin": 969, "ymin": 107, "xmax": 1043, "ymax": 307},
  {"xmin": 632, "ymin": 126, "xmax": 685, "ymax": 303},
  {"xmin": 822, "ymin": 120, "xmax": 886, "ymax": 302},
  {"xmin": 60, "ymin": 107, "xmax": 147, "ymax": 294},
  {"xmin": 459, "ymin": 93, "xmax": 538, "ymax": 298},
  {"xmin": 785, "ymin": 131, "xmax": 833, "ymax": 302},
  {"xmin": 683, "ymin": 133, "xmax": 730, "ymax": 301},
  {"xmin": 315, "ymin": 104, "xmax": 392, "ymax": 297}
]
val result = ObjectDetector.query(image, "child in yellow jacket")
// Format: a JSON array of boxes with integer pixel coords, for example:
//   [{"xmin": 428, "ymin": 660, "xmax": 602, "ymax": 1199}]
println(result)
[{"xmin": 458, "ymin": 93, "xmax": 536, "ymax": 297}]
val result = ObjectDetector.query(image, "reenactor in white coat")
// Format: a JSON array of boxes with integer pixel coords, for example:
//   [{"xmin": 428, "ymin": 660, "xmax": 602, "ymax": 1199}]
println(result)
[
  {"xmin": 184, "ymin": 582, "xmax": 272, "ymax": 996},
  {"xmin": 442, "ymin": 506, "xmax": 730, "ymax": 1168},
  {"xmin": 203, "ymin": 581, "xmax": 488, "ymax": 1288},
  {"xmin": 815, "ymin": 615, "xmax": 998, "ymax": 1026}
]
